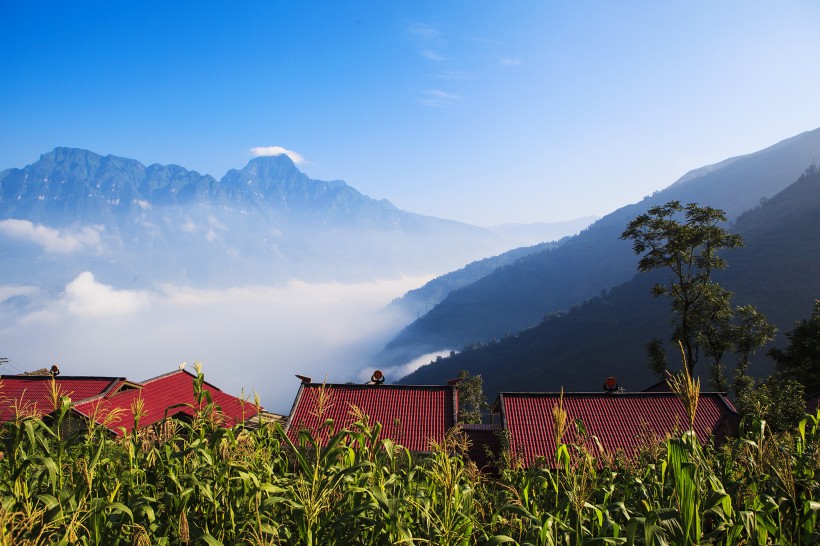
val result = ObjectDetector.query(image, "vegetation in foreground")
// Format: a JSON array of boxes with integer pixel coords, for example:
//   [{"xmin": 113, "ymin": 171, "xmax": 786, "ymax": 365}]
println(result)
[{"xmin": 1, "ymin": 369, "xmax": 819, "ymax": 545}]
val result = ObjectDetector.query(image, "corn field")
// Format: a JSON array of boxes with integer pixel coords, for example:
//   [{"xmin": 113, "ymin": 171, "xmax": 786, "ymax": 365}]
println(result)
[{"xmin": 1, "ymin": 371, "xmax": 818, "ymax": 545}]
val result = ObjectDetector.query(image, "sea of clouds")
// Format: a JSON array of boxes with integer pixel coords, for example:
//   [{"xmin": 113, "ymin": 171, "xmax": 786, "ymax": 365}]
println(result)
[{"xmin": 0, "ymin": 272, "xmax": 431, "ymax": 414}]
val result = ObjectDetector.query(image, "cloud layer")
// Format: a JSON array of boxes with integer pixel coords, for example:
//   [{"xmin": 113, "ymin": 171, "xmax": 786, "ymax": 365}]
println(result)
[
  {"xmin": 64, "ymin": 272, "xmax": 150, "ymax": 317},
  {"xmin": 249, "ymin": 146, "xmax": 305, "ymax": 164},
  {"xmin": 2, "ymin": 272, "xmax": 428, "ymax": 413},
  {"xmin": 0, "ymin": 220, "xmax": 104, "ymax": 254}
]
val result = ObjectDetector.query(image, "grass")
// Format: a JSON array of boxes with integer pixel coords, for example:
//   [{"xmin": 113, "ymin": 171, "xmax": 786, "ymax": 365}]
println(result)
[{"xmin": 0, "ymin": 369, "xmax": 818, "ymax": 545}]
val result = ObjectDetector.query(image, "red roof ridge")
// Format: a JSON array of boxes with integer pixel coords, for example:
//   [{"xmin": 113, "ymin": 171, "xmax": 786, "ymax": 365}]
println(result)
[
  {"xmin": 496, "ymin": 391, "xmax": 737, "ymax": 413},
  {"xmin": 497, "ymin": 391, "xmax": 732, "ymax": 396},
  {"xmin": 138, "ymin": 368, "xmax": 235, "ymax": 393},
  {"xmin": 138, "ymin": 368, "xmax": 226, "ymax": 392},
  {"xmin": 71, "ymin": 379, "xmax": 142, "ymax": 406},
  {"xmin": 300, "ymin": 382, "xmax": 453, "ymax": 390},
  {"xmin": 1, "ymin": 375, "xmax": 125, "ymax": 382}
]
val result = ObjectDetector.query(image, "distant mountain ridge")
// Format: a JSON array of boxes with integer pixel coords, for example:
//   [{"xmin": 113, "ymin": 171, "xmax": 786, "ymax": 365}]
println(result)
[
  {"xmin": 0, "ymin": 147, "xmax": 400, "ymax": 224},
  {"xmin": 487, "ymin": 216, "xmax": 597, "ymax": 247},
  {"xmin": 399, "ymin": 167, "xmax": 820, "ymax": 397},
  {"xmin": 382, "ymin": 126, "xmax": 820, "ymax": 371},
  {"xmin": 0, "ymin": 148, "xmax": 513, "ymax": 291},
  {"xmin": 387, "ymin": 240, "xmax": 563, "ymax": 322}
]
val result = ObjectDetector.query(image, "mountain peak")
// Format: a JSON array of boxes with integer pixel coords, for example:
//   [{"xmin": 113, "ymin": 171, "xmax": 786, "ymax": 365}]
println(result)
[
  {"xmin": 240, "ymin": 153, "xmax": 304, "ymax": 181},
  {"xmin": 42, "ymin": 147, "xmax": 144, "ymax": 163},
  {"xmin": 0, "ymin": 147, "xmax": 508, "ymax": 290}
]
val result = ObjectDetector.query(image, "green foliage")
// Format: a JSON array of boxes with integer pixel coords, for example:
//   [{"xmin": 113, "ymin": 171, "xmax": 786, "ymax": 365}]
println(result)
[
  {"xmin": 735, "ymin": 301, "xmax": 819, "ymax": 432},
  {"xmin": 621, "ymin": 201, "xmax": 780, "ymax": 397},
  {"xmin": 457, "ymin": 370, "xmax": 490, "ymax": 424},
  {"xmin": 645, "ymin": 338, "xmax": 669, "ymax": 381},
  {"xmin": 2, "ymin": 371, "xmax": 820, "ymax": 544},
  {"xmin": 736, "ymin": 377, "xmax": 807, "ymax": 433},
  {"xmin": 770, "ymin": 299, "xmax": 820, "ymax": 394},
  {"xmin": 621, "ymin": 200, "xmax": 743, "ymax": 375}
]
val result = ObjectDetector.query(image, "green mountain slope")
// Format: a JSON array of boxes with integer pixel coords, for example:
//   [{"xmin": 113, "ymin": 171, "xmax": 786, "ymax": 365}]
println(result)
[
  {"xmin": 382, "ymin": 127, "xmax": 820, "ymax": 369},
  {"xmin": 399, "ymin": 168, "xmax": 820, "ymax": 398}
]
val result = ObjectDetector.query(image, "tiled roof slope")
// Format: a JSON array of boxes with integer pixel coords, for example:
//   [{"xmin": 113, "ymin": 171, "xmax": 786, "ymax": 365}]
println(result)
[
  {"xmin": 498, "ymin": 392, "xmax": 737, "ymax": 467},
  {"xmin": 0, "ymin": 376, "xmax": 124, "ymax": 422},
  {"xmin": 286, "ymin": 383, "xmax": 457, "ymax": 453},
  {"xmin": 73, "ymin": 369, "xmax": 259, "ymax": 435}
]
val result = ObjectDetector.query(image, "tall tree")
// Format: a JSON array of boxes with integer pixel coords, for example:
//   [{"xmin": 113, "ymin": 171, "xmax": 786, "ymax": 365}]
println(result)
[
  {"xmin": 731, "ymin": 304, "xmax": 778, "ymax": 391},
  {"xmin": 620, "ymin": 201, "xmax": 743, "ymax": 376},
  {"xmin": 769, "ymin": 300, "xmax": 820, "ymax": 394},
  {"xmin": 456, "ymin": 369, "xmax": 489, "ymax": 424}
]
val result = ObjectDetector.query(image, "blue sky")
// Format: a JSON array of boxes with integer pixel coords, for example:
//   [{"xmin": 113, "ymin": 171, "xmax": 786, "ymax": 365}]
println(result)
[{"xmin": 3, "ymin": 1, "xmax": 820, "ymax": 226}]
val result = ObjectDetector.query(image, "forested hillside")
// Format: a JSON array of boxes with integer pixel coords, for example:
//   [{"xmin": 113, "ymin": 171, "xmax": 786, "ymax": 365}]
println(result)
[
  {"xmin": 382, "ymin": 128, "xmax": 820, "ymax": 369},
  {"xmin": 400, "ymin": 168, "xmax": 820, "ymax": 398}
]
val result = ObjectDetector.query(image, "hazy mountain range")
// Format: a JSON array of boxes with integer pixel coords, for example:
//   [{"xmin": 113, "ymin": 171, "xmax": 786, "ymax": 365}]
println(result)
[
  {"xmin": 399, "ymin": 166, "xmax": 820, "ymax": 396},
  {"xmin": 0, "ymin": 148, "xmax": 590, "ymax": 299},
  {"xmin": 394, "ymin": 128, "xmax": 820, "ymax": 396},
  {"xmin": 2, "ymin": 127, "xmax": 818, "ymax": 400}
]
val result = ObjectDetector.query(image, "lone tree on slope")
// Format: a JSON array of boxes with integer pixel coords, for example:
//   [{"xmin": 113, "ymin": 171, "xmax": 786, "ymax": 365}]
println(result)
[{"xmin": 621, "ymin": 201, "xmax": 750, "ymax": 379}]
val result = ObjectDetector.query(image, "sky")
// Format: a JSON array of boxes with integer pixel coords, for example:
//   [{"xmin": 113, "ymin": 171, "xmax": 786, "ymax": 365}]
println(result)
[
  {"xmin": 3, "ymin": 1, "xmax": 820, "ymax": 227},
  {"xmin": 3, "ymin": 2, "xmax": 820, "ymax": 412}
]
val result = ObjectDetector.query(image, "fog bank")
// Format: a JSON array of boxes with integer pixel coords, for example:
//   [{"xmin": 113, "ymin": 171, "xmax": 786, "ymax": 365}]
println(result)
[{"xmin": 0, "ymin": 272, "xmax": 429, "ymax": 414}]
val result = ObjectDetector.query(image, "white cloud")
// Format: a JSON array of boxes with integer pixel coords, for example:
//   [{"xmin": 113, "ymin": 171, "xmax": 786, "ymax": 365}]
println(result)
[
  {"xmin": 249, "ymin": 146, "xmax": 305, "ymax": 164},
  {"xmin": 18, "ymin": 309, "xmax": 59, "ymax": 326},
  {"xmin": 207, "ymin": 215, "xmax": 227, "ymax": 230},
  {"xmin": 421, "ymin": 49, "xmax": 448, "ymax": 62},
  {"xmin": 407, "ymin": 23, "xmax": 450, "ymax": 62},
  {"xmin": 2, "ymin": 274, "xmax": 432, "ymax": 413},
  {"xmin": 180, "ymin": 219, "xmax": 197, "ymax": 233},
  {"xmin": 0, "ymin": 219, "xmax": 104, "ymax": 254},
  {"xmin": 0, "ymin": 285, "xmax": 38, "ymax": 303},
  {"xmin": 500, "ymin": 57, "xmax": 522, "ymax": 66},
  {"xmin": 359, "ymin": 350, "xmax": 456, "ymax": 384},
  {"xmin": 420, "ymin": 89, "xmax": 461, "ymax": 108},
  {"xmin": 63, "ymin": 272, "xmax": 150, "ymax": 317}
]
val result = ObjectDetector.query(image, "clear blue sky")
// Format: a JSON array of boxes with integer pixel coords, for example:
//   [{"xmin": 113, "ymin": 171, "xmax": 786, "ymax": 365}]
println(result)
[{"xmin": 3, "ymin": 1, "xmax": 820, "ymax": 226}]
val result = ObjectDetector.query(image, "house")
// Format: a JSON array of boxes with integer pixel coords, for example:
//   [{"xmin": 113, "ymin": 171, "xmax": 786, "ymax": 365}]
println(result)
[
  {"xmin": 0, "ymin": 374, "xmax": 135, "ymax": 424},
  {"xmin": 285, "ymin": 377, "xmax": 458, "ymax": 453},
  {"xmin": 493, "ymin": 391, "xmax": 738, "ymax": 467},
  {"xmin": 283, "ymin": 373, "xmax": 742, "ymax": 468},
  {"xmin": 72, "ymin": 369, "xmax": 261, "ymax": 435},
  {"xmin": 0, "ymin": 368, "xmax": 263, "ymax": 435}
]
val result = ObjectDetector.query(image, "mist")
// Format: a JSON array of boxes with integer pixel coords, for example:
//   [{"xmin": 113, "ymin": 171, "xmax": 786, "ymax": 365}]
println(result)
[{"xmin": 0, "ymin": 272, "xmax": 430, "ymax": 414}]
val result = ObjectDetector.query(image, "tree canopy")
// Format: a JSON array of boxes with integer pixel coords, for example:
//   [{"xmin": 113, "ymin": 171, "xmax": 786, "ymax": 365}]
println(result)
[
  {"xmin": 770, "ymin": 300, "xmax": 820, "ymax": 394},
  {"xmin": 621, "ymin": 201, "xmax": 743, "ymax": 376}
]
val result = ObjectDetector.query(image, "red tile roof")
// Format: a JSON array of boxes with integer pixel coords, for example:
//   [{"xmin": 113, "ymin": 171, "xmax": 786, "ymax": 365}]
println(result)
[
  {"xmin": 0, "ymin": 376, "xmax": 125, "ymax": 422},
  {"xmin": 285, "ymin": 383, "xmax": 457, "ymax": 453},
  {"xmin": 497, "ymin": 392, "xmax": 737, "ymax": 467},
  {"xmin": 73, "ymin": 369, "xmax": 259, "ymax": 435},
  {"xmin": 1, "ymin": 369, "xmax": 259, "ymax": 435}
]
